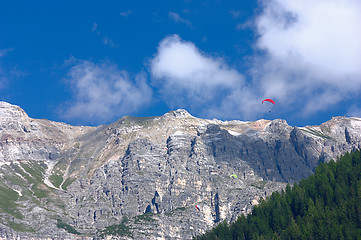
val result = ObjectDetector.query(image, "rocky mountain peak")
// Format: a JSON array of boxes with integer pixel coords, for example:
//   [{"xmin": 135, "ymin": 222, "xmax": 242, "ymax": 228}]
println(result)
[
  {"xmin": 263, "ymin": 119, "xmax": 292, "ymax": 136},
  {"xmin": 0, "ymin": 101, "xmax": 33, "ymax": 133},
  {"xmin": 0, "ymin": 101, "xmax": 29, "ymax": 121},
  {"xmin": 163, "ymin": 109, "xmax": 193, "ymax": 119},
  {"xmin": 1, "ymin": 101, "xmax": 361, "ymax": 239}
]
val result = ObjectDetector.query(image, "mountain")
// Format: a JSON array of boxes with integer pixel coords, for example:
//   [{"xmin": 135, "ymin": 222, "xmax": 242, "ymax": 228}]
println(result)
[
  {"xmin": 195, "ymin": 150, "xmax": 361, "ymax": 240},
  {"xmin": 0, "ymin": 101, "xmax": 360, "ymax": 239}
]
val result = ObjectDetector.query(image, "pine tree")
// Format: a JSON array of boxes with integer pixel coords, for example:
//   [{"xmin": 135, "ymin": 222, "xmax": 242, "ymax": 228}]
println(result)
[{"xmin": 195, "ymin": 150, "xmax": 361, "ymax": 240}]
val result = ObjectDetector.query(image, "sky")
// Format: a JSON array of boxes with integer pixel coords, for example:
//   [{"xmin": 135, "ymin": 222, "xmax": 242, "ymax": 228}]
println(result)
[{"xmin": 0, "ymin": 0, "xmax": 360, "ymax": 127}]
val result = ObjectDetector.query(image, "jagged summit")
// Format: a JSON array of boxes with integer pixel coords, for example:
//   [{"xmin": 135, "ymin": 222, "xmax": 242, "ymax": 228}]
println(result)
[
  {"xmin": 163, "ymin": 109, "xmax": 193, "ymax": 118},
  {"xmin": 1, "ymin": 101, "xmax": 361, "ymax": 239},
  {"xmin": 114, "ymin": 109, "xmax": 193, "ymax": 126},
  {"xmin": 0, "ymin": 101, "xmax": 29, "ymax": 120},
  {"xmin": 0, "ymin": 101, "xmax": 33, "ymax": 133}
]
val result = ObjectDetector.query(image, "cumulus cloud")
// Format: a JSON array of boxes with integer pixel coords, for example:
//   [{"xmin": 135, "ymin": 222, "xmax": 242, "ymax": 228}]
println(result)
[
  {"xmin": 252, "ymin": 0, "xmax": 361, "ymax": 116},
  {"xmin": 150, "ymin": 0, "xmax": 361, "ymax": 121},
  {"xmin": 150, "ymin": 35, "xmax": 248, "ymax": 116},
  {"xmin": 61, "ymin": 60, "xmax": 152, "ymax": 124}
]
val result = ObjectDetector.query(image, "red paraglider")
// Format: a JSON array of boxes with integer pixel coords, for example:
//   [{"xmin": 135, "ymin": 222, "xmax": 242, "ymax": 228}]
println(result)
[
  {"xmin": 262, "ymin": 99, "xmax": 276, "ymax": 112},
  {"xmin": 195, "ymin": 205, "xmax": 200, "ymax": 211},
  {"xmin": 262, "ymin": 99, "xmax": 275, "ymax": 104}
]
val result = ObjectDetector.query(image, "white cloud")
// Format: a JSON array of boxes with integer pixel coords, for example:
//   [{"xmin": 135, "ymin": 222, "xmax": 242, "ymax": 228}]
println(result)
[
  {"xmin": 168, "ymin": 12, "xmax": 193, "ymax": 28},
  {"xmin": 150, "ymin": 35, "xmax": 250, "ymax": 117},
  {"xmin": 205, "ymin": 88, "xmax": 264, "ymax": 120},
  {"xmin": 252, "ymin": 0, "xmax": 361, "ymax": 115},
  {"xmin": 236, "ymin": 19, "xmax": 253, "ymax": 31},
  {"xmin": 346, "ymin": 105, "xmax": 361, "ymax": 118},
  {"xmin": 150, "ymin": 0, "xmax": 361, "ymax": 121},
  {"xmin": 61, "ymin": 60, "xmax": 152, "ymax": 124}
]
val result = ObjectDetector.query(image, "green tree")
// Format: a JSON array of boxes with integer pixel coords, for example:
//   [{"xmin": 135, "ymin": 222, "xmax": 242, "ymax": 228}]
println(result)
[{"xmin": 195, "ymin": 150, "xmax": 361, "ymax": 240}]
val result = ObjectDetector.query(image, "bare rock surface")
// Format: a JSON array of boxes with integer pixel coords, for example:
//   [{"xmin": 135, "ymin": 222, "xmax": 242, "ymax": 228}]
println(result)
[{"xmin": 0, "ymin": 101, "xmax": 360, "ymax": 239}]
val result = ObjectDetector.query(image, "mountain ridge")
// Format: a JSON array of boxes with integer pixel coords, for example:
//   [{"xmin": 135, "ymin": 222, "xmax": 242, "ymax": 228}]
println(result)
[{"xmin": 0, "ymin": 101, "xmax": 360, "ymax": 239}]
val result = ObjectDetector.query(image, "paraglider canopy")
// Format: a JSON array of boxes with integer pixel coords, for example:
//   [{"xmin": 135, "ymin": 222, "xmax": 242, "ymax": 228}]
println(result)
[
  {"xmin": 262, "ymin": 98, "xmax": 276, "ymax": 112},
  {"xmin": 262, "ymin": 99, "xmax": 275, "ymax": 104},
  {"xmin": 195, "ymin": 205, "xmax": 200, "ymax": 211},
  {"xmin": 230, "ymin": 174, "xmax": 238, "ymax": 178}
]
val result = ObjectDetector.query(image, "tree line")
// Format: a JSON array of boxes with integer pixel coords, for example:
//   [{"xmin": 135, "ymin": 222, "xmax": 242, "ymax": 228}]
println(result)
[{"xmin": 195, "ymin": 150, "xmax": 361, "ymax": 240}]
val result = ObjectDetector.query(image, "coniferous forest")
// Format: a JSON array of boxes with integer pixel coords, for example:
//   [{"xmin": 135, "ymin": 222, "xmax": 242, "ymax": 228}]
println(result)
[{"xmin": 195, "ymin": 150, "xmax": 361, "ymax": 240}]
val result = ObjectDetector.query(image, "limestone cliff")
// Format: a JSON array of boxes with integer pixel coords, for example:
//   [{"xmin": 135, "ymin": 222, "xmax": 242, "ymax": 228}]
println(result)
[{"xmin": 0, "ymin": 102, "xmax": 360, "ymax": 239}]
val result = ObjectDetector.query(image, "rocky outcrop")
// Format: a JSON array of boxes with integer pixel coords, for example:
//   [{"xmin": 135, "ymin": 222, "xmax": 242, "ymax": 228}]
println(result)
[{"xmin": 0, "ymin": 102, "xmax": 360, "ymax": 239}]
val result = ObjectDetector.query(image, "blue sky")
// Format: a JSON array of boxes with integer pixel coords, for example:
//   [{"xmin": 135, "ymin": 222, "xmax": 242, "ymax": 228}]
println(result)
[{"xmin": 0, "ymin": 0, "xmax": 360, "ymax": 127}]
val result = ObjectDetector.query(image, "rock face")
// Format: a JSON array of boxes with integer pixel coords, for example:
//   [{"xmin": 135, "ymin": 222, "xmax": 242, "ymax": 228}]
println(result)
[{"xmin": 0, "ymin": 102, "xmax": 361, "ymax": 239}]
